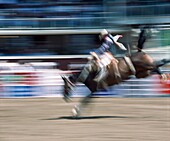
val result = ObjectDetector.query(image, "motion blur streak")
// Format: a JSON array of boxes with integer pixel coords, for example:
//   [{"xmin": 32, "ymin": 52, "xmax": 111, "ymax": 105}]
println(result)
[{"xmin": 0, "ymin": 0, "xmax": 169, "ymax": 141}]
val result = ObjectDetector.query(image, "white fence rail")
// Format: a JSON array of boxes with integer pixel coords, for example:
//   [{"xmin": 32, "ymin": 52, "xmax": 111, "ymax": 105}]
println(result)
[{"xmin": 0, "ymin": 68, "xmax": 169, "ymax": 98}]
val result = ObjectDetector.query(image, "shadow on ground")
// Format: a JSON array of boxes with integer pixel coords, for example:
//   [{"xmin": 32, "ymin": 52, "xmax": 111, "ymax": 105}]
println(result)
[{"xmin": 43, "ymin": 115, "xmax": 134, "ymax": 120}]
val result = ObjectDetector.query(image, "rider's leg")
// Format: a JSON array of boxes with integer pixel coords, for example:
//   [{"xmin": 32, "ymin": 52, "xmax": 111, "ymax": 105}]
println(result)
[
  {"xmin": 62, "ymin": 62, "xmax": 92, "ymax": 102},
  {"xmin": 94, "ymin": 63, "xmax": 107, "ymax": 82},
  {"xmin": 77, "ymin": 61, "xmax": 94, "ymax": 83},
  {"xmin": 62, "ymin": 60, "xmax": 94, "ymax": 102},
  {"xmin": 94, "ymin": 55, "xmax": 111, "ymax": 82}
]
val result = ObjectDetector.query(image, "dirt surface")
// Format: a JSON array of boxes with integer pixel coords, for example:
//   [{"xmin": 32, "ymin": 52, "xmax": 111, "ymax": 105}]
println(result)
[{"xmin": 0, "ymin": 97, "xmax": 170, "ymax": 141}]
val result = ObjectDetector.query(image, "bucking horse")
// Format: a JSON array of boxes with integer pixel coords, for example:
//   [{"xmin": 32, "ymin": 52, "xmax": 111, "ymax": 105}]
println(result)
[{"xmin": 62, "ymin": 27, "xmax": 170, "ymax": 118}]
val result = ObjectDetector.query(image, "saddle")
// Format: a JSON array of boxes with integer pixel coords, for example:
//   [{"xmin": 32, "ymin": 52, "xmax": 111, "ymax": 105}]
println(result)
[
  {"xmin": 91, "ymin": 52, "xmax": 116, "ymax": 67},
  {"xmin": 99, "ymin": 53, "xmax": 122, "ymax": 83}
]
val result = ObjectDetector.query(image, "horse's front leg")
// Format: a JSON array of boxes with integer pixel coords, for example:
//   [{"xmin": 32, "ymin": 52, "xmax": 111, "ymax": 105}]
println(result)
[
  {"xmin": 153, "ymin": 59, "xmax": 170, "ymax": 80},
  {"xmin": 72, "ymin": 92, "xmax": 93, "ymax": 118},
  {"xmin": 154, "ymin": 59, "xmax": 170, "ymax": 68}
]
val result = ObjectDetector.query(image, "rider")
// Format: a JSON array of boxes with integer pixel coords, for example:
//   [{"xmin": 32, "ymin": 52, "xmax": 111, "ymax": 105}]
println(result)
[
  {"xmin": 90, "ymin": 29, "xmax": 127, "ymax": 83},
  {"xmin": 62, "ymin": 29, "xmax": 127, "ymax": 95}
]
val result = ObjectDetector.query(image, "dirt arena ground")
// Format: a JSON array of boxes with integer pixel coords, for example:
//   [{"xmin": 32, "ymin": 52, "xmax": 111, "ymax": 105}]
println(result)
[{"xmin": 0, "ymin": 97, "xmax": 170, "ymax": 141}]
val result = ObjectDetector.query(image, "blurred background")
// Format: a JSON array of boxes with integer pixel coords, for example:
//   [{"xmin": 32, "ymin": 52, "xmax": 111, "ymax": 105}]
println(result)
[{"xmin": 0, "ymin": 0, "xmax": 169, "ymax": 97}]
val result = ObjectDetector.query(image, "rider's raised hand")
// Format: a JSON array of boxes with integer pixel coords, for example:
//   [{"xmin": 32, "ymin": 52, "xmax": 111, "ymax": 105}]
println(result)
[
  {"xmin": 111, "ymin": 34, "xmax": 123, "ymax": 42},
  {"xmin": 116, "ymin": 42, "xmax": 127, "ymax": 51},
  {"xmin": 110, "ymin": 34, "xmax": 127, "ymax": 51}
]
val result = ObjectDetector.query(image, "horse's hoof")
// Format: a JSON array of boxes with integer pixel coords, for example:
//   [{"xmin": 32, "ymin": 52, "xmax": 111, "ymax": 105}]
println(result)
[
  {"xmin": 72, "ymin": 109, "xmax": 78, "ymax": 118},
  {"xmin": 72, "ymin": 105, "xmax": 80, "ymax": 118}
]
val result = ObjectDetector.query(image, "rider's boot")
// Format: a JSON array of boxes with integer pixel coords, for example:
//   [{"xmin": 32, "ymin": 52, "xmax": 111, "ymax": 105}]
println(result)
[{"xmin": 62, "ymin": 76, "xmax": 75, "ymax": 102}]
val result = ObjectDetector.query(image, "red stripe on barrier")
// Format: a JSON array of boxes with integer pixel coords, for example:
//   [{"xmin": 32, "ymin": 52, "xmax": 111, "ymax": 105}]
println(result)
[{"xmin": 157, "ymin": 74, "xmax": 170, "ymax": 94}]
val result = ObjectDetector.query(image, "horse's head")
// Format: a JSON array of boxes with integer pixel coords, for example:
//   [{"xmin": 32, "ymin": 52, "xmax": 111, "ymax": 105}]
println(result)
[{"xmin": 131, "ymin": 51, "xmax": 155, "ymax": 78}]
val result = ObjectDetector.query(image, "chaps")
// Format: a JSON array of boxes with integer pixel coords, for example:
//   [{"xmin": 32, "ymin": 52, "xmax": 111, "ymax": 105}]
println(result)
[{"xmin": 77, "ymin": 61, "xmax": 97, "ymax": 83}]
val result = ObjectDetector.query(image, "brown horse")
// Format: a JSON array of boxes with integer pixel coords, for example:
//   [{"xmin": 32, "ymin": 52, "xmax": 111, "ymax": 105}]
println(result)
[
  {"xmin": 62, "ymin": 28, "xmax": 170, "ymax": 117},
  {"xmin": 61, "ymin": 50, "xmax": 170, "ymax": 117}
]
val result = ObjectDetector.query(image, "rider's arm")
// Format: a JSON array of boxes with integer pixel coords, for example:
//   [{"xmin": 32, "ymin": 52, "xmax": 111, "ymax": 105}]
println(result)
[{"xmin": 95, "ymin": 36, "xmax": 113, "ymax": 54}]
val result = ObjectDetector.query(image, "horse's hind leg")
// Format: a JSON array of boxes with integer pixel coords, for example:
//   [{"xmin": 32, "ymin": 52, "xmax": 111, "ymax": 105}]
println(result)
[
  {"xmin": 62, "ymin": 76, "xmax": 74, "ymax": 102},
  {"xmin": 72, "ymin": 92, "xmax": 93, "ymax": 118},
  {"xmin": 62, "ymin": 72, "xmax": 81, "ymax": 102}
]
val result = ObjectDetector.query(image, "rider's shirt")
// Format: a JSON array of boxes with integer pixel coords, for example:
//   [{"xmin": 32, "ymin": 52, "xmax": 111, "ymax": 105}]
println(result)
[{"xmin": 95, "ymin": 34, "xmax": 113, "ymax": 55}]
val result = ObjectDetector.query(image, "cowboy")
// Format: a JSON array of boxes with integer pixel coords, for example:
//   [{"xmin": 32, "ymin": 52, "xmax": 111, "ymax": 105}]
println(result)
[
  {"xmin": 62, "ymin": 29, "xmax": 127, "ymax": 96},
  {"xmin": 90, "ymin": 29, "xmax": 127, "ymax": 83}
]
